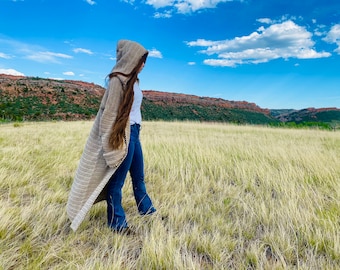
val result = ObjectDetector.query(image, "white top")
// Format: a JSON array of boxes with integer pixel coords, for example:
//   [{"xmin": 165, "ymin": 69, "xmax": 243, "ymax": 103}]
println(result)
[{"xmin": 129, "ymin": 82, "xmax": 143, "ymax": 125}]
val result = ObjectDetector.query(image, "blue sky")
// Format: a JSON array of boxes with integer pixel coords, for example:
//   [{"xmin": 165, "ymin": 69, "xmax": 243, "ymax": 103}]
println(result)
[{"xmin": 1, "ymin": 0, "xmax": 340, "ymax": 109}]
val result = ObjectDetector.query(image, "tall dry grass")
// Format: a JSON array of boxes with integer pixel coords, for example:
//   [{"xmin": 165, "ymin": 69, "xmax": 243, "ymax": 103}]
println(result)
[{"xmin": 0, "ymin": 121, "xmax": 339, "ymax": 269}]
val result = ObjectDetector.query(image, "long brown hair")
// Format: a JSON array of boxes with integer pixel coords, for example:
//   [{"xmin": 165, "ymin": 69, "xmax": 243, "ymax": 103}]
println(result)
[{"xmin": 108, "ymin": 53, "xmax": 147, "ymax": 149}]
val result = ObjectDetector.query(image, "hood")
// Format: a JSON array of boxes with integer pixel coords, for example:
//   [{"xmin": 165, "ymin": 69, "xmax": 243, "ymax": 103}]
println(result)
[{"xmin": 111, "ymin": 40, "xmax": 148, "ymax": 76}]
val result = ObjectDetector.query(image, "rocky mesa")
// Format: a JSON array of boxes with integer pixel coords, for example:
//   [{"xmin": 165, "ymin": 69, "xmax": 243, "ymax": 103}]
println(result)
[{"xmin": 0, "ymin": 74, "xmax": 339, "ymax": 127}]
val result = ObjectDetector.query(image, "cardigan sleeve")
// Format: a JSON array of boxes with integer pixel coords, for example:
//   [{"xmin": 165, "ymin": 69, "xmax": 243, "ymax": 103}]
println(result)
[{"xmin": 99, "ymin": 77, "xmax": 126, "ymax": 167}]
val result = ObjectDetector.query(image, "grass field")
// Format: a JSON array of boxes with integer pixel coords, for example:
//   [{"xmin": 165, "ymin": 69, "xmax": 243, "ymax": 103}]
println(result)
[{"xmin": 1, "ymin": 121, "xmax": 339, "ymax": 269}]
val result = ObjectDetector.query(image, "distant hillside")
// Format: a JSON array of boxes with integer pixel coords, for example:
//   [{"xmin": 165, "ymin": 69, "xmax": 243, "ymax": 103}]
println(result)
[
  {"xmin": 141, "ymin": 90, "xmax": 277, "ymax": 124},
  {"xmin": 1, "ymin": 74, "xmax": 339, "ymax": 128},
  {"xmin": 0, "ymin": 75, "xmax": 104, "ymax": 121},
  {"xmin": 271, "ymin": 108, "xmax": 340, "ymax": 124}
]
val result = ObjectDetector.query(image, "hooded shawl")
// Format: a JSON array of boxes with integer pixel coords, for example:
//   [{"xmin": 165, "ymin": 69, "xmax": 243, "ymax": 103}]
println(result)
[{"xmin": 66, "ymin": 40, "xmax": 148, "ymax": 231}]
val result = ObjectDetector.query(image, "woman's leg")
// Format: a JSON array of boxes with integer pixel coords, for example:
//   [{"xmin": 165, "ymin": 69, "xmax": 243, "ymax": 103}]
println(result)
[
  {"xmin": 129, "ymin": 128, "xmax": 156, "ymax": 215},
  {"xmin": 106, "ymin": 130, "xmax": 136, "ymax": 230}
]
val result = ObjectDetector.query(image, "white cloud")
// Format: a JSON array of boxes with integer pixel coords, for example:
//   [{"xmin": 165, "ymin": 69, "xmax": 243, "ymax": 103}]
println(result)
[
  {"xmin": 0, "ymin": 68, "xmax": 25, "ymax": 76},
  {"xmin": 313, "ymin": 24, "xmax": 327, "ymax": 37},
  {"xmin": 121, "ymin": 0, "xmax": 136, "ymax": 5},
  {"xmin": 154, "ymin": 10, "xmax": 172, "ymax": 18},
  {"xmin": 73, "ymin": 48, "xmax": 94, "ymax": 55},
  {"xmin": 146, "ymin": 0, "xmax": 231, "ymax": 14},
  {"xmin": 187, "ymin": 20, "xmax": 331, "ymax": 67},
  {"xmin": 0, "ymin": 38, "xmax": 73, "ymax": 63},
  {"xmin": 0, "ymin": 52, "xmax": 11, "ymax": 59},
  {"xmin": 85, "ymin": 0, "xmax": 96, "ymax": 5},
  {"xmin": 148, "ymin": 49, "xmax": 163, "ymax": 58},
  {"xmin": 188, "ymin": 61, "xmax": 196, "ymax": 65},
  {"xmin": 257, "ymin": 18, "xmax": 272, "ymax": 24},
  {"xmin": 63, "ymin": 71, "xmax": 75, "ymax": 76},
  {"xmin": 26, "ymin": 51, "xmax": 73, "ymax": 63},
  {"xmin": 186, "ymin": 39, "xmax": 216, "ymax": 47},
  {"xmin": 203, "ymin": 59, "xmax": 241, "ymax": 67},
  {"xmin": 146, "ymin": 0, "xmax": 175, "ymax": 9},
  {"xmin": 323, "ymin": 24, "xmax": 340, "ymax": 54}
]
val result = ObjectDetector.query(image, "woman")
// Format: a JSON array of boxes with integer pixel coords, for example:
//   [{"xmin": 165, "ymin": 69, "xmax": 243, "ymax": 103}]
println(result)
[{"xmin": 67, "ymin": 40, "xmax": 156, "ymax": 233}]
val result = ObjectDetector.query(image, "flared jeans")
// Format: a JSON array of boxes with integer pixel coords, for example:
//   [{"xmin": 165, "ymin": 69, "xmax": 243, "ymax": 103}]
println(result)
[{"xmin": 106, "ymin": 124, "xmax": 156, "ymax": 230}]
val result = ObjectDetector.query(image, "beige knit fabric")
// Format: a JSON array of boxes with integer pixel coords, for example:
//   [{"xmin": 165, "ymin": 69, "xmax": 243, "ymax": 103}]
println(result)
[{"xmin": 66, "ymin": 40, "xmax": 148, "ymax": 231}]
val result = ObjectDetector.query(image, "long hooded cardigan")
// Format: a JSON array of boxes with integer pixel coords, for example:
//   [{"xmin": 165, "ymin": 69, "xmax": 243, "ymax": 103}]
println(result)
[{"xmin": 66, "ymin": 40, "xmax": 148, "ymax": 231}]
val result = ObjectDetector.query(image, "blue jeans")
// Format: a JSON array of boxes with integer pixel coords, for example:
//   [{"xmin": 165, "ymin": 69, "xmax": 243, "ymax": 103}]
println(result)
[{"xmin": 106, "ymin": 124, "xmax": 156, "ymax": 230}]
